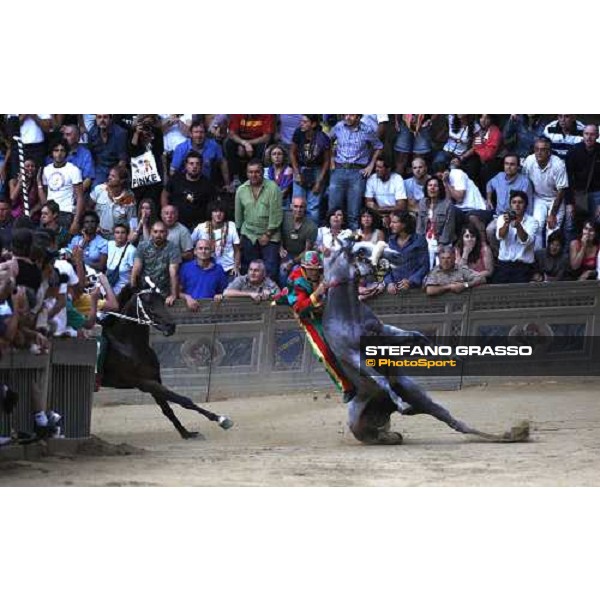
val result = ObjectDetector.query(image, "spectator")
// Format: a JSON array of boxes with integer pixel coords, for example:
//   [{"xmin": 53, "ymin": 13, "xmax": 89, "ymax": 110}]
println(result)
[
  {"xmin": 565, "ymin": 123, "xmax": 600, "ymax": 221},
  {"xmin": 442, "ymin": 157, "xmax": 491, "ymax": 236},
  {"xmin": 364, "ymin": 156, "xmax": 408, "ymax": 227},
  {"xmin": 316, "ymin": 208, "xmax": 353, "ymax": 255},
  {"xmin": 393, "ymin": 114, "xmax": 436, "ymax": 176},
  {"xmin": 265, "ymin": 145, "xmax": 293, "ymax": 206},
  {"xmin": 91, "ymin": 165, "xmax": 137, "ymax": 239},
  {"xmin": 424, "ymin": 245, "xmax": 485, "ymax": 296},
  {"xmin": 191, "ymin": 200, "xmax": 241, "ymax": 279},
  {"xmin": 289, "ymin": 114, "xmax": 331, "ymax": 224},
  {"xmin": 276, "ymin": 114, "xmax": 303, "ymax": 151},
  {"xmin": 0, "ymin": 198, "xmax": 14, "ymax": 250},
  {"xmin": 161, "ymin": 204, "xmax": 193, "ymax": 261},
  {"xmin": 7, "ymin": 114, "xmax": 52, "ymax": 174},
  {"xmin": 361, "ymin": 114, "xmax": 389, "ymax": 138},
  {"xmin": 40, "ymin": 139, "xmax": 84, "ymax": 234},
  {"xmin": 433, "ymin": 114, "xmax": 479, "ymax": 180},
  {"xmin": 416, "ymin": 175, "xmax": 457, "ymax": 268},
  {"xmin": 88, "ymin": 114, "xmax": 128, "ymax": 185},
  {"xmin": 226, "ymin": 114, "xmax": 275, "ymax": 180},
  {"xmin": 129, "ymin": 199, "xmax": 156, "ymax": 245},
  {"xmin": 491, "ymin": 191, "xmax": 539, "ymax": 284},
  {"xmin": 235, "ymin": 158, "xmax": 283, "ymax": 281},
  {"xmin": 0, "ymin": 122, "xmax": 11, "ymax": 196},
  {"xmin": 161, "ymin": 150, "xmax": 216, "ymax": 231},
  {"xmin": 179, "ymin": 239, "xmax": 229, "ymax": 309},
  {"xmin": 485, "ymin": 153, "xmax": 534, "ymax": 254},
  {"xmin": 384, "ymin": 211, "xmax": 430, "ymax": 294},
  {"xmin": 522, "ymin": 137, "xmax": 569, "ymax": 250},
  {"xmin": 159, "ymin": 114, "xmax": 192, "ymax": 158},
  {"xmin": 503, "ymin": 114, "xmax": 548, "ymax": 161},
  {"xmin": 129, "ymin": 114, "xmax": 164, "ymax": 208},
  {"xmin": 170, "ymin": 120, "xmax": 232, "ymax": 190},
  {"xmin": 62, "ymin": 124, "xmax": 95, "ymax": 194},
  {"xmin": 131, "ymin": 220, "xmax": 181, "ymax": 305},
  {"xmin": 328, "ymin": 114, "xmax": 383, "ymax": 230},
  {"xmin": 454, "ymin": 223, "xmax": 494, "ymax": 281},
  {"xmin": 543, "ymin": 114, "xmax": 585, "ymax": 159},
  {"xmin": 355, "ymin": 206, "xmax": 384, "ymax": 243},
  {"xmin": 471, "ymin": 114, "xmax": 503, "ymax": 190},
  {"xmin": 279, "ymin": 196, "xmax": 318, "ymax": 287},
  {"xmin": 69, "ymin": 210, "xmax": 109, "ymax": 273},
  {"xmin": 40, "ymin": 200, "xmax": 71, "ymax": 249},
  {"xmin": 404, "ymin": 157, "xmax": 429, "ymax": 209},
  {"xmin": 106, "ymin": 223, "xmax": 136, "ymax": 295},
  {"xmin": 8, "ymin": 158, "xmax": 43, "ymax": 223},
  {"xmin": 223, "ymin": 258, "xmax": 280, "ymax": 303},
  {"xmin": 568, "ymin": 220, "xmax": 599, "ymax": 281},
  {"xmin": 532, "ymin": 231, "xmax": 569, "ymax": 282}
]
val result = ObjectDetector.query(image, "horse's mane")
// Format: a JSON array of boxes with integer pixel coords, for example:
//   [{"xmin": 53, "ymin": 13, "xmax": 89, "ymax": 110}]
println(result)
[{"xmin": 117, "ymin": 284, "xmax": 137, "ymax": 312}]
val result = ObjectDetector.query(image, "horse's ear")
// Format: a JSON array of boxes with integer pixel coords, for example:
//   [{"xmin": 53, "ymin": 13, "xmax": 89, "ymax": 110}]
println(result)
[{"xmin": 117, "ymin": 284, "xmax": 136, "ymax": 309}]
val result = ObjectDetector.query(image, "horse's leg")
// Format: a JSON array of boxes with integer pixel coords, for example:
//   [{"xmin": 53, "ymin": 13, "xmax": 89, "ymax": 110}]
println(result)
[
  {"xmin": 138, "ymin": 379, "xmax": 233, "ymax": 430},
  {"xmin": 347, "ymin": 397, "xmax": 402, "ymax": 445}
]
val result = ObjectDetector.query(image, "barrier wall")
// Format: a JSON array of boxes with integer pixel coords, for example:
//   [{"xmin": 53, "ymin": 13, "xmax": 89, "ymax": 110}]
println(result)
[{"xmin": 151, "ymin": 281, "xmax": 600, "ymax": 397}]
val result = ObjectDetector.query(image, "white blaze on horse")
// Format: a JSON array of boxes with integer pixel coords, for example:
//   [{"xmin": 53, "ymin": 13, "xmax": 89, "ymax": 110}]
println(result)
[{"xmin": 322, "ymin": 238, "xmax": 529, "ymax": 445}]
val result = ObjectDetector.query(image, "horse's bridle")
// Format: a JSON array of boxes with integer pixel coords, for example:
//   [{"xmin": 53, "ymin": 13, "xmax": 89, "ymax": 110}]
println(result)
[{"xmin": 105, "ymin": 289, "xmax": 158, "ymax": 327}]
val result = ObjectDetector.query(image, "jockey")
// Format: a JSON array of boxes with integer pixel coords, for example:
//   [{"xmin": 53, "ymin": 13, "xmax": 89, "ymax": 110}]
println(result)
[{"xmin": 275, "ymin": 250, "xmax": 355, "ymax": 401}]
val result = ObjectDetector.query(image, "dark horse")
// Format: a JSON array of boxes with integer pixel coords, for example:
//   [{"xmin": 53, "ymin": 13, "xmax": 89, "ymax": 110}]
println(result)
[
  {"xmin": 100, "ymin": 282, "xmax": 233, "ymax": 439},
  {"xmin": 322, "ymin": 239, "xmax": 529, "ymax": 445}
]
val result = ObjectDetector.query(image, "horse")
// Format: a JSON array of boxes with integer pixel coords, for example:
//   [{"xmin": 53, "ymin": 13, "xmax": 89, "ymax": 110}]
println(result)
[
  {"xmin": 100, "ymin": 280, "xmax": 233, "ymax": 439},
  {"xmin": 321, "ymin": 239, "xmax": 529, "ymax": 445}
]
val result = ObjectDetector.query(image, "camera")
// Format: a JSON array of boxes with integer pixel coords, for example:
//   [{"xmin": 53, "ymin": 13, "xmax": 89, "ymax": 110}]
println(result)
[{"xmin": 508, "ymin": 210, "xmax": 518, "ymax": 221}]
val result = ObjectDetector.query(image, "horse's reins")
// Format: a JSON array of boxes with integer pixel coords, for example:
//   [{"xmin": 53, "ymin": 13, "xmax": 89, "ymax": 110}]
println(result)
[{"xmin": 104, "ymin": 290, "xmax": 156, "ymax": 327}]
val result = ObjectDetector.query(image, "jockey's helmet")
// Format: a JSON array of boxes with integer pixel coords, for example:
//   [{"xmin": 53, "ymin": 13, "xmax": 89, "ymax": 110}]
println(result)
[{"xmin": 301, "ymin": 250, "xmax": 323, "ymax": 269}]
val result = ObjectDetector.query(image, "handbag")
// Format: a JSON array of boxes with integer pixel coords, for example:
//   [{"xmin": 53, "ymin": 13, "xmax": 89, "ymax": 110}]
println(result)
[
  {"xmin": 106, "ymin": 243, "xmax": 129, "ymax": 288},
  {"xmin": 131, "ymin": 148, "xmax": 161, "ymax": 189}
]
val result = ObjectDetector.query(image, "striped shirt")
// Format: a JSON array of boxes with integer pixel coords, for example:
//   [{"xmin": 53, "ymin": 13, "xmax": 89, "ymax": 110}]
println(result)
[
  {"xmin": 543, "ymin": 120, "xmax": 585, "ymax": 158},
  {"xmin": 330, "ymin": 121, "xmax": 383, "ymax": 166}
]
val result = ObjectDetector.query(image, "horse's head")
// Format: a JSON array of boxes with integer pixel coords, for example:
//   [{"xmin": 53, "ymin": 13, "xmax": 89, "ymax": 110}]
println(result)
[
  {"xmin": 120, "ymin": 277, "xmax": 176, "ymax": 336},
  {"xmin": 324, "ymin": 238, "xmax": 401, "ymax": 284}
]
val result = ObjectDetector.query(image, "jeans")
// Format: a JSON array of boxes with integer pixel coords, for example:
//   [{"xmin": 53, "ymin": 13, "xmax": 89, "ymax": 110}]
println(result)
[
  {"xmin": 587, "ymin": 190, "xmax": 600, "ymax": 222},
  {"xmin": 240, "ymin": 235, "xmax": 280, "ymax": 282},
  {"xmin": 292, "ymin": 171, "xmax": 322, "ymax": 225},
  {"xmin": 532, "ymin": 197, "xmax": 565, "ymax": 251},
  {"xmin": 327, "ymin": 168, "xmax": 366, "ymax": 230}
]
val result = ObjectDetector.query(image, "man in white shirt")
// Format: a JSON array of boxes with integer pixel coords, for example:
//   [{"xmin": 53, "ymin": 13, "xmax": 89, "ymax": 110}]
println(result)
[
  {"xmin": 364, "ymin": 157, "xmax": 407, "ymax": 227},
  {"xmin": 7, "ymin": 114, "xmax": 52, "ymax": 175},
  {"xmin": 522, "ymin": 137, "xmax": 569, "ymax": 251},
  {"xmin": 404, "ymin": 157, "xmax": 429, "ymax": 210},
  {"xmin": 41, "ymin": 140, "xmax": 84, "ymax": 235},
  {"xmin": 492, "ymin": 191, "xmax": 539, "ymax": 284}
]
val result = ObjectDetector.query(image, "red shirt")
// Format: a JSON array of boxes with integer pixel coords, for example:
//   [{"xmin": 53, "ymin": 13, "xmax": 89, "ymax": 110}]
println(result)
[
  {"xmin": 229, "ymin": 114, "xmax": 275, "ymax": 140},
  {"xmin": 473, "ymin": 125, "xmax": 502, "ymax": 163}
]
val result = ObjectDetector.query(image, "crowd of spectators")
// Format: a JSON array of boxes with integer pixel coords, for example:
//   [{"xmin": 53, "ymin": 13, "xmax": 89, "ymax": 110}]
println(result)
[
  {"xmin": 1, "ymin": 114, "xmax": 600, "ymax": 350},
  {"xmin": 1, "ymin": 113, "xmax": 600, "ymax": 441}
]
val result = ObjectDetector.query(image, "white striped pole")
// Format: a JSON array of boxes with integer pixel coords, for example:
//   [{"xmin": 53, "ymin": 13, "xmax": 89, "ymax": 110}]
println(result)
[{"xmin": 12, "ymin": 136, "xmax": 30, "ymax": 217}]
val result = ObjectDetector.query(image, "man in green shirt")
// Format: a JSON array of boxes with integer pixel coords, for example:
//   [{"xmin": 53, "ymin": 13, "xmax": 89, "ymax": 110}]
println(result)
[{"xmin": 235, "ymin": 158, "xmax": 283, "ymax": 280}]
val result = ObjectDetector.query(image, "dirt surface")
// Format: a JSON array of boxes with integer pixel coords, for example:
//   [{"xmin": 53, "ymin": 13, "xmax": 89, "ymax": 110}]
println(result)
[{"xmin": 1, "ymin": 381, "xmax": 599, "ymax": 486}]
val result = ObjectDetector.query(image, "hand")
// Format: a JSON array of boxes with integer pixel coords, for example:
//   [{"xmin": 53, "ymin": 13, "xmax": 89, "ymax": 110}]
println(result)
[
  {"xmin": 258, "ymin": 234, "xmax": 270, "ymax": 247},
  {"xmin": 531, "ymin": 273, "xmax": 543, "ymax": 282},
  {"xmin": 232, "ymin": 266, "xmax": 241, "ymax": 278},
  {"xmin": 386, "ymin": 283, "xmax": 398, "ymax": 295},
  {"xmin": 360, "ymin": 165, "xmax": 374, "ymax": 179},
  {"xmin": 185, "ymin": 297, "xmax": 199, "ymax": 312},
  {"xmin": 165, "ymin": 295, "xmax": 177, "ymax": 306},
  {"xmin": 312, "ymin": 180, "xmax": 322, "ymax": 195},
  {"xmin": 547, "ymin": 213, "xmax": 558, "ymax": 230},
  {"xmin": 69, "ymin": 220, "xmax": 80, "ymax": 236},
  {"xmin": 449, "ymin": 282, "xmax": 466, "ymax": 294},
  {"xmin": 213, "ymin": 294, "xmax": 223, "ymax": 303},
  {"xmin": 581, "ymin": 232, "xmax": 590, "ymax": 245},
  {"xmin": 223, "ymin": 183, "xmax": 236, "ymax": 193},
  {"xmin": 249, "ymin": 292, "xmax": 262, "ymax": 303},
  {"xmin": 397, "ymin": 279, "xmax": 410, "ymax": 291},
  {"xmin": 579, "ymin": 270, "xmax": 593, "ymax": 281},
  {"xmin": 243, "ymin": 142, "xmax": 253, "ymax": 155},
  {"xmin": 279, "ymin": 247, "xmax": 288, "ymax": 259},
  {"xmin": 464, "ymin": 239, "xmax": 475, "ymax": 253},
  {"xmin": 71, "ymin": 245, "xmax": 83, "ymax": 263},
  {"xmin": 314, "ymin": 281, "xmax": 328, "ymax": 297}
]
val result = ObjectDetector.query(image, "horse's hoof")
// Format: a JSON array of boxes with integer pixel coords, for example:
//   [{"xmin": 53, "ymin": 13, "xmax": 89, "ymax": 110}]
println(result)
[
  {"xmin": 376, "ymin": 431, "xmax": 404, "ymax": 445},
  {"xmin": 181, "ymin": 431, "xmax": 205, "ymax": 440},
  {"xmin": 218, "ymin": 416, "xmax": 234, "ymax": 430}
]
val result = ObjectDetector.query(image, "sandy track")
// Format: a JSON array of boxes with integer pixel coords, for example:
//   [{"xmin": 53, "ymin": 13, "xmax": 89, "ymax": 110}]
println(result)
[{"xmin": 1, "ymin": 382, "xmax": 599, "ymax": 486}]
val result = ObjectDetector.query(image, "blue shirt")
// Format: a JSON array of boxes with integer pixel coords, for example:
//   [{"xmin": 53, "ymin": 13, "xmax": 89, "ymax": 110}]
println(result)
[
  {"xmin": 486, "ymin": 172, "xmax": 534, "ymax": 216},
  {"xmin": 68, "ymin": 145, "xmax": 95, "ymax": 183},
  {"xmin": 384, "ymin": 233, "xmax": 430, "ymax": 288},
  {"xmin": 179, "ymin": 259, "xmax": 228, "ymax": 299},
  {"xmin": 88, "ymin": 123, "xmax": 128, "ymax": 184},
  {"xmin": 69, "ymin": 234, "xmax": 109, "ymax": 268},
  {"xmin": 330, "ymin": 121, "xmax": 383, "ymax": 166},
  {"xmin": 171, "ymin": 139, "xmax": 224, "ymax": 180}
]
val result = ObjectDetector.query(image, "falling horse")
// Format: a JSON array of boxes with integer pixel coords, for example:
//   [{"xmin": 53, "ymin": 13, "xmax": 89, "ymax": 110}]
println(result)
[
  {"xmin": 99, "ymin": 282, "xmax": 233, "ymax": 439},
  {"xmin": 321, "ymin": 239, "xmax": 529, "ymax": 444}
]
